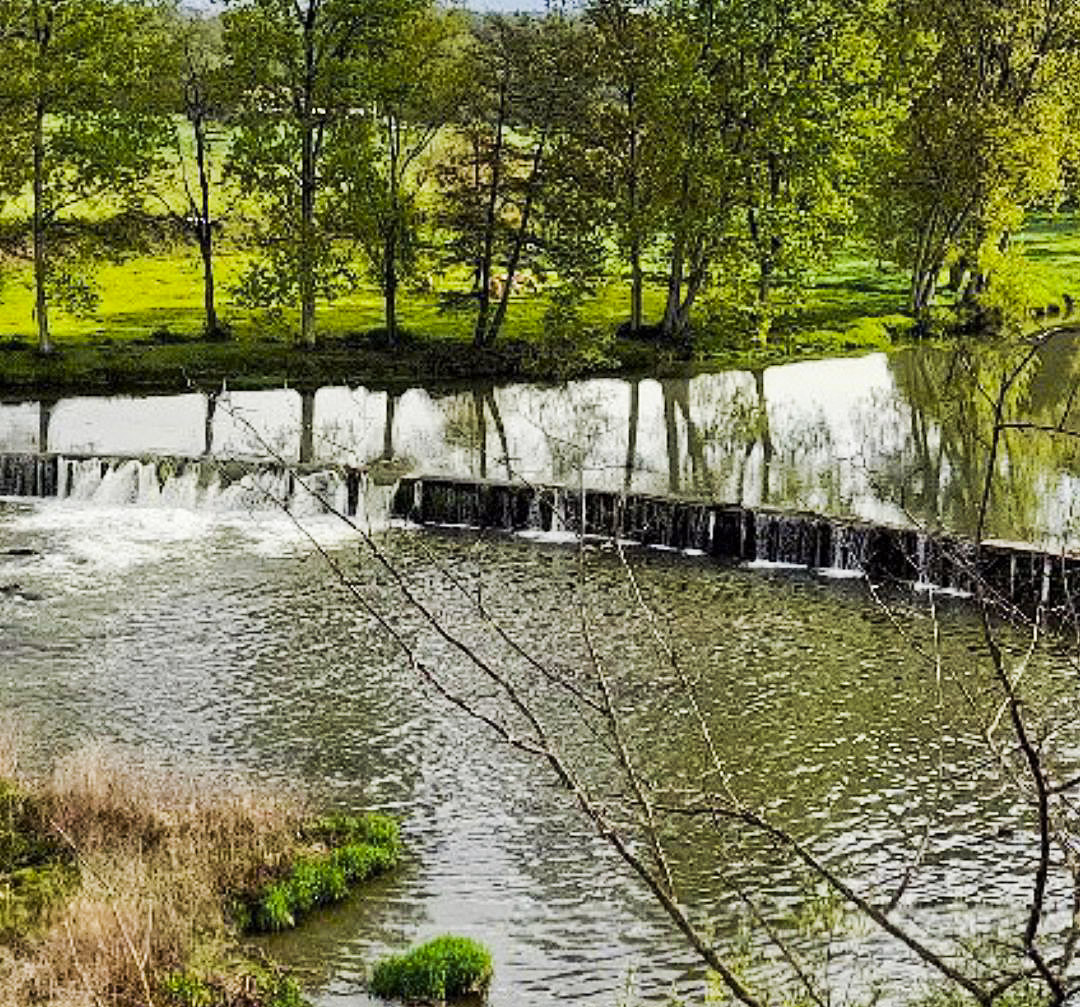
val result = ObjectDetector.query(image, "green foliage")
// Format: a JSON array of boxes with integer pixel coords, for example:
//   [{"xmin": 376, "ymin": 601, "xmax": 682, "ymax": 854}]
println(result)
[
  {"xmin": 331, "ymin": 4, "xmax": 464, "ymax": 341},
  {"xmin": 300, "ymin": 811, "xmax": 401, "ymax": 849},
  {"xmin": 160, "ymin": 971, "xmax": 216, "ymax": 1007},
  {"xmin": 0, "ymin": 0, "xmax": 176, "ymax": 349},
  {"xmin": 433, "ymin": 12, "xmax": 596, "ymax": 347},
  {"xmin": 5, "ymin": 0, "xmax": 1080, "ymax": 360},
  {"xmin": 161, "ymin": 961, "xmax": 310, "ymax": 1007},
  {"xmin": 0, "ymin": 861, "xmax": 78, "ymax": 939},
  {"xmin": 246, "ymin": 813, "xmax": 401, "ymax": 934},
  {"xmin": 869, "ymin": 0, "xmax": 1080, "ymax": 319},
  {"xmin": 368, "ymin": 935, "xmax": 493, "ymax": 1002},
  {"xmin": 223, "ymin": 0, "xmax": 427, "ymax": 344}
]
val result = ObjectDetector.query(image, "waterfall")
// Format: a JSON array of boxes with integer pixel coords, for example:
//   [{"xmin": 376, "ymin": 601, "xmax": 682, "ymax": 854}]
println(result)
[
  {"xmin": 6, "ymin": 456, "xmax": 1076, "ymax": 608},
  {"xmin": 0, "ymin": 452, "xmax": 386, "ymax": 522}
]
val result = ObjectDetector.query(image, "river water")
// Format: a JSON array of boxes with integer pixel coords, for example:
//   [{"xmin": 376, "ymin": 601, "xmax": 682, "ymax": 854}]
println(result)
[
  {"xmin": 2, "ymin": 345, "xmax": 1080, "ymax": 1004},
  {"xmin": 4, "ymin": 341, "xmax": 1080, "ymax": 545}
]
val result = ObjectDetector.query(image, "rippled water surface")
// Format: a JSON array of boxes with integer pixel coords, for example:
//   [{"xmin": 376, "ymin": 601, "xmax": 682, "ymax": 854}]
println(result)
[{"xmin": 3, "ymin": 490, "xmax": 1078, "ymax": 1004}]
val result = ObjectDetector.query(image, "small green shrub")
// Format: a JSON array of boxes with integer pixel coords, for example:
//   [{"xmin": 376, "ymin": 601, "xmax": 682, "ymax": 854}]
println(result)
[
  {"xmin": 160, "ymin": 971, "xmax": 215, "ymax": 1007},
  {"xmin": 877, "ymin": 313, "xmax": 917, "ymax": 338},
  {"xmin": 252, "ymin": 882, "xmax": 296, "ymax": 933},
  {"xmin": 839, "ymin": 317, "xmax": 891, "ymax": 348},
  {"xmin": 333, "ymin": 840, "xmax": 398, "ymax": 884},
  {"xmin": 369, "ymin": 935, "xmax": 493, "ymax": 1002},
  {"xmin": 246, "ymin": 813, "xmax": 401, "ymax": 933},
  {"xmin": 0, "ymin": 861, "xmax": 79, "ymax": 939},
  {"xmin": 302, "ymin": 812, "xmax": 401, "ymax": 851}
]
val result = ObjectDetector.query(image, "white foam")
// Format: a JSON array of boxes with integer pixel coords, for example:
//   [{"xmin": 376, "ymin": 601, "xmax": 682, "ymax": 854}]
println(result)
[
  {"xmin": 743, "ymin": 559, "xmax": 808, "ymax": 571},
  {"xmin": 815, "ymin": 567, "xmax": 867, "ymax": 580},
  {"xmin": 912, "ymin": 581, "xmax": 973, "ymax": 599}
]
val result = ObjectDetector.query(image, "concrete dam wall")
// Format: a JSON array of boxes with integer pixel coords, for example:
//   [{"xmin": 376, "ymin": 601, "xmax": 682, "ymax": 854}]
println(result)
[{"xmin": 391, "ymin": 475, "xmax": 1079, "ymax": 610}]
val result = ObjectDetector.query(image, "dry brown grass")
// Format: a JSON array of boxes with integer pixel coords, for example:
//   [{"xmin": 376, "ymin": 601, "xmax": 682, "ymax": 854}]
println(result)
[{"xmin": 0, "ymin": 734, "xmax": 309, "ymax": 1007}]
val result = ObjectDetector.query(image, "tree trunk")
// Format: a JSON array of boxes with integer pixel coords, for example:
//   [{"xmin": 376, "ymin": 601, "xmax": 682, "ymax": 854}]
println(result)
[
  {"xmin": 474, "ymin": 84, "xmax": 508, "ymax": 348},
  {"xmin": 747, "ymin": 207, "xmax": 772, "ymax": 345},
  {"xmin": 488, "ymin": 133, "xmax": 546, "ymax": 345},
  {"xmin": 33, "ymin": 95, "xmax": 50, "ymax": 355},
  {"xmin": 300, "ymin": 119, "xmax": 317, "ymax": 347},
  {"xmin": 192, "ymin": 111, "xmax": 218, "ymax": 338},
  {"xmin": 627, "ymin": 81, "xmax": 642, "ymax": 335},
  {"xmin": 630, "ymin": 241, "xmax": 643, "ymax": 336},
  {"xmin": 384, "ymin": 223, "xmax": 398, "ymax": 345},
  {"xmin": 299, "ymin": 8, "xmax": 318, "ymax": 348},
  {"xmin": 661, "ymin": 160, "xmax": 695, "ymax": 340},
  {"xmin": 662, "ymin": 234, "xmax": 685, "ymax": 339},
  {"xmin": 384, "ymin": 115, "xmax": 400, "ymax": 345},
  {"xmin": 670, "ymin": 244, "xmax": 708, "ymax": 341},
  {"xmin": 199, "ymin": 231, "xmax": 217, "ymax": 337}
]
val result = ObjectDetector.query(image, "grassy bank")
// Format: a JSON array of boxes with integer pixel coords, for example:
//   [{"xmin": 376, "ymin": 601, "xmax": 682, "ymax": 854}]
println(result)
[
  {"xmin": 1, "ymin": 214, "xmax": 1077, "ymax": 395},
  {"xmin": 0, "ymin": 720, "xmax": 399, "ymax": 1007},
  {"xmin": 0, "ymin": 264, "xmax": 909, "ymax": 397},
  {"xmin": 0, "ymin": 324, "xmax": 900, "ymax": 398}
]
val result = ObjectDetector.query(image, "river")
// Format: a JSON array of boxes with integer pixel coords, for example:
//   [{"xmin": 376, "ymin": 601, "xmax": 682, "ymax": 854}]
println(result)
[{"xmin": 2, "ymin": 344, "xmax": 1079, "ymax": 1004}]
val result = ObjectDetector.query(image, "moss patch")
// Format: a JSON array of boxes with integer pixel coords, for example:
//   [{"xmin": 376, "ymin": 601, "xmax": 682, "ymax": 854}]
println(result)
[{"xmin": 0, "ymin": 782, "xmax": 77, "ymax": 941}]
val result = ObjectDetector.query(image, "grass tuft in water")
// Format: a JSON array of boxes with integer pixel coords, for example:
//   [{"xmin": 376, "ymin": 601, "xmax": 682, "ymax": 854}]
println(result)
[
  {"xmin": 245, "ymin": 812, "xmax": 401, "ymax": 933},
  {"xmin": 369, "ymin": 935, "xmax": 494, "ymax": 1002}
]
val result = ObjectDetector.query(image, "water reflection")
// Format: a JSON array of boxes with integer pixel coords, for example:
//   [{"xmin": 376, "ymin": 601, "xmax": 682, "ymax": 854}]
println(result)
[{"xmin": 6, "ymin": 340, "xmax": 1080, "ymax": 545}]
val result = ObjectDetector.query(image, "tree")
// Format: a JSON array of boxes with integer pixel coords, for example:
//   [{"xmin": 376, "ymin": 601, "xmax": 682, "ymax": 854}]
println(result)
[
  {"xmin": 578, "ymin": 0, "xmax": 890, "ymax": 345},
  {"xmin": 329, "ymin": 2, "xmax": 464, "ymax": 345},
  {"xmin": 151, "ymin": 4, "xmax": 231, "ymax": 338},
  {"xmin": 579, "ymin": 0, "xmax": 671, "ymax": 337},
  {"xmin": 723, "ymin": 0, "xmax": 889, "ymax": 344},
  {"xmin": 434, "ymin": 13, "xmax": 592, "ymax": 349},
  {"xmin": 223, "ymin": 0, "xmax": 418, "ymax": 347},
  {"xmin": 872, "ymin": 0, "xmax": 1080, "ymax": 325},
  {"xmin": 0, "ymin": 0, "xmax": 171, "ymax": 353}
]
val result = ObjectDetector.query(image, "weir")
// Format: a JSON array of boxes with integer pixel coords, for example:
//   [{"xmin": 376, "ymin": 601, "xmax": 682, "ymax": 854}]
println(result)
[
  {"xmin": 391, "ymin": 475, "xmax": 1080, "ymax": 610},
  {"xmin": 2, "ymin": 453, "xmax": 1077, "ymax": 608}
]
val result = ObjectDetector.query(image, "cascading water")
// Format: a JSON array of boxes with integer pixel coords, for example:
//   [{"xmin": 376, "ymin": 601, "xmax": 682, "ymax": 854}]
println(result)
[
  {"xmin": 5, "ymin": 453, "xmax": 1078, "ymax": 607},
  {"xmin": 1, "ymin": 452, "xmax": 394, "ymax": 527}
]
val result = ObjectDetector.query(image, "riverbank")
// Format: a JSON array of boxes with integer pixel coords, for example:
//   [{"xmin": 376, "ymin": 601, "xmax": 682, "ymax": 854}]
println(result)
[
  {"xmin": 0, "ymin": 722, "xmax": 399, "ymax": 1007},
  {"xmin": 0, "ymin": 322, "xmax": 909, "ymax": 397}
]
